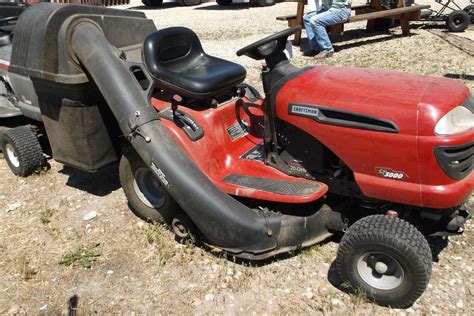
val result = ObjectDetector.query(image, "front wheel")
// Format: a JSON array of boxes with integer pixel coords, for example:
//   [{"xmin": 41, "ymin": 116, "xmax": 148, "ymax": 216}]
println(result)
[
  {"xmin": 446, "ymin": 10, "xmax": 470, "ymax": 32},
  {"xmin": 336, "ymin": 215, "xmax": 432, "ymax": 308},
  {"xmin": 1, "ymin": 126, "xmax": 46, "ymax": 177},
  {"xmin": 119, "ymin": 149, "xmax": 179, "ymax": 224}
]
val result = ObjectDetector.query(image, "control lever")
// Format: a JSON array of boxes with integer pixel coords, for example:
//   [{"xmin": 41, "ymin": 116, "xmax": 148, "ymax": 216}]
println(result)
[
  {"xmin": 161, "ymin": 95, "xmax": 204, "ymax": 141},
  {"xmin": 170, "ymin": 94, "xmax": 183, "ymax": 118}
]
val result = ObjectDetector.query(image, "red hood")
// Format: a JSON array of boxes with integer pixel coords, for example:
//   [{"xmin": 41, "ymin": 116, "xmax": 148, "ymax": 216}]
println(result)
[{"xmin": 277, "ymin": 66, "xmax": 470, "ymax": 136}]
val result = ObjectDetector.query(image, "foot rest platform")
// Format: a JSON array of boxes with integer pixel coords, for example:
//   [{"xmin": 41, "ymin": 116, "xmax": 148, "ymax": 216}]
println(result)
[{"xmin": 221, "ymin": 174, "xmax": 327, "ymax": 203}]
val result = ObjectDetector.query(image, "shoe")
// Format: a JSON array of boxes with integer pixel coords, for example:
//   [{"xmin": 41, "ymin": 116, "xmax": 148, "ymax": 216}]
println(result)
[
  {"xmin": 302, "ymin": 49, "xmax": 320, "ymax": 57},
  {"xmin": 314, "ymin": 50, "xmax": 334, "ymax": 59}
]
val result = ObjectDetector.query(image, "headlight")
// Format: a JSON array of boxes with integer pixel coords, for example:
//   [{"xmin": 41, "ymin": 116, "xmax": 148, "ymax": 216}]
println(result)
[{"xmin": 434, "ymin": 105, "xmax": 474, "ymax": 136}]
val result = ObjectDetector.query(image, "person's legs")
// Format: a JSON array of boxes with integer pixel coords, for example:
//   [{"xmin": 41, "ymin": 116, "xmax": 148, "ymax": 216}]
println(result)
[
  {"xmin": 303, "ymin": 11, "xmax": 320, "ymax": 51},
  {"xmin": 308, "ymin": 7, "xmax": 351, "ymax": 53}
]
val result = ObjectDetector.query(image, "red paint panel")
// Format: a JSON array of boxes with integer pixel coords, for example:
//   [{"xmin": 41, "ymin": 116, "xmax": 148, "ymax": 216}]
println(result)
[
  {"xmin": 276, "ymin": 66, "xmax": 472, "ymax": 208},
  {"xmin": 151, "ymin": 96, "xmax": 328, "ymax": 203}
]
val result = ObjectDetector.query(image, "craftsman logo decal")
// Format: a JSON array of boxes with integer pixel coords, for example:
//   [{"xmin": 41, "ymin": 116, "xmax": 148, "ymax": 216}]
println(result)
[
  {"xmin": 151, "ymin": 162, "xmax": 170, "ymax": 187},
  {"xmin": 375, "ymin": 167, "xmax": 408, "ymax": 180},
  {"xmin": 290, "ymin": 105, "xmax": 320, "ymax": 118}
]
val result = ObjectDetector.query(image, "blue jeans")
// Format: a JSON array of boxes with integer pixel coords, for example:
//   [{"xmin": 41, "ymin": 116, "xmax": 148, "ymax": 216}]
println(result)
[{"xmin": 303, "ymin": 6, "xmax": 351, "ymax": 52}]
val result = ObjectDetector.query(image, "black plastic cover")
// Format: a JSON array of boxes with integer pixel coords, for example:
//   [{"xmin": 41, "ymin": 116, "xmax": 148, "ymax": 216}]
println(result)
[
  {"xmin": 9, "ymin": 3, "xmax": 155, "ymax": 83},
  {"xmin": 435, "ymin": 141, "xmax": 473, "ymax": 180}
]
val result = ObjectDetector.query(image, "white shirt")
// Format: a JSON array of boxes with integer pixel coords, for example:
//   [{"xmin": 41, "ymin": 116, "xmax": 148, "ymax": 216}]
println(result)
[{"xmin": 307, "ymin": 0, "xmax": 321, "ymax": 12}]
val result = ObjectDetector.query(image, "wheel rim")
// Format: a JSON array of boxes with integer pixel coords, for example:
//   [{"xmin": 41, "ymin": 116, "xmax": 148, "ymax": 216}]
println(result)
[
  {"xmin": 356, "ymin": 252, "xmax": 405, "ymax": 290},
  {"xmin": 453, "ymin": 17, "xmax": 463, "ymax": 26},
  {"xmin": 5, "ymin": 143, "xmax": 20, "ymax": 168},
  {"xmin": 132, "ymin": 167, "xmax": 166, "ymax": 209}
]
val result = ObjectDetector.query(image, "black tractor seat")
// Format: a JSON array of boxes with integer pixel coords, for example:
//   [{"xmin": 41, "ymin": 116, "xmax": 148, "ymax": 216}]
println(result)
[{"xmin": 143, "ymin": 27, "xmax": 246, "ymax": 100}]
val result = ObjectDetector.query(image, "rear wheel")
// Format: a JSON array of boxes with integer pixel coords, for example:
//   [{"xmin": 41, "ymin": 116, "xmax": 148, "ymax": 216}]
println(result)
[
  {"xmin": 119, "ymin": 149, "xmax": 179, "ymax": 224},
  {"xmin": 179, "ymin": 0, "xmax": 201, "ymax": 6},
  {"xmin": 217, "ymin": 0, "xmax": 232, "ymax": 5},
  {"xmin": 256, "ymin": 0, "xmax": 275, "ymax": 6},
  {"xmin": 446, "ymin": 10, "xmax": 470, "ymax": 32},
  {"xmin": 141, "ymin": 0, "xmax": 163, "ymax": 6},
  {"xmin": 1, "ymin": 126, "xmax": 46, "ymax": 177},
  {"xmin": 336, "ymin": 215, "xmax": 432, "ymax": 308},
  {"xmin": 464, "ymin": 5, "xmax": 474, "ymax": 23}
]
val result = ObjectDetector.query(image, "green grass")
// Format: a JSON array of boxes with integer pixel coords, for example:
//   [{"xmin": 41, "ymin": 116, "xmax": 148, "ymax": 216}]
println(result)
[
  {"xmin": 60, "ymin": 243, "xmax": 101, "ymax": 268},
  {"xmin": 40, "ymin": 208, "xmax": 55, "ymax": 224}
]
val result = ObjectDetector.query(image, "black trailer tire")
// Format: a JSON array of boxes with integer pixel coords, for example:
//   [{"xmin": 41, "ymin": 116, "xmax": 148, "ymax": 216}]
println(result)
[
  {"xmin": 446, "ymin": 10, "xmax": 470, "ymax": 32},
  {"xmin": 141, "ymin": 0, "xmax": 163, "ymax": 6},
  {"xmin": 119, "ymin": 149, "xmax": 179, "ymax": 224},
  {"xmin": 336, "ymin": 215, "xmax": 432, "ymax": 308},
  {"xmin": 217, "ymin": 0, "xmax": 232, "ymax": 5},
  {"xmin": 179, "ymin": 0, "xmax": 201, "ymax": 6},
  {"xmin": 464, "ymin": 5, "xmax": 474, "ymax": 23},
  {"xmin": 256, "ymin": 0, "xmax": 275, "ymax": 6},
  {"xmin": 1, "ymin": 126, "xmax": 46, "ymax": 177}
]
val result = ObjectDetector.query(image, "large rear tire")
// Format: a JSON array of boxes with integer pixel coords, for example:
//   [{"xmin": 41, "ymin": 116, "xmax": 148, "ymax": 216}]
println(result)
[
  {"xmin": 464, "ymin": 5, "xmax": 474, "ymax": 23},
  {"xmin": 446, "ymin": 10, "xmax": 470, "ymax": 32},
  {"xmin": 119, "ymin": 149, "xmax": 179, "ymax": 224},
  {"xmin": 141, "ymin": 0, "xmax": 163, "ymax": 6},
  {"xmin": 256, "ymin": 0, "xmax": 275, "ymax": 6},
  {"xmin": 336, "ymin": 215, "xmax": 432, "ymax": 308},
  {"xmin": 1, "ymin": 125, "xmax": 46, "ymax": 177},
  {"xmin": 179, "ymin": 0, "xmax": 201, "ymax": 6},
  {"xmin": 216, "ymin": 0, "xmax": 232, "ymax": 5}
]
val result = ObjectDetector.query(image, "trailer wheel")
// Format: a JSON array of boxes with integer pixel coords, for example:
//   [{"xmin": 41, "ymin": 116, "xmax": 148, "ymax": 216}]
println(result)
[
  {"xmin": 256, "ymin": 0, "xmax": 275, "ymax": 6},
  {"xmin": 336, "ymin": 215, "xmax": 432, "ymax": 308},
  {"xmin": 464, "ymin": 5, "xmax": 474, "ymax": 23},
  {"xmin": 446, "ymin": 10, "xmax": 470, "ymax": 32},
  {"xmin": 119, "ymin": 149, "xmax": 179, "ymax": 224},
  {"xmin": 1, "ymin": 126, "xmax": 46, "ymax": 177},
  {"xmin": 141, "ymin": 0, "xmax": 163, "ymax": 6},
  {"xmin": 179, "ymin": 0, "xmax": 201, "ymax": 6},
  {"xmin": 217, "ymin": 0, "xmax": 232, "ymax": 5}
]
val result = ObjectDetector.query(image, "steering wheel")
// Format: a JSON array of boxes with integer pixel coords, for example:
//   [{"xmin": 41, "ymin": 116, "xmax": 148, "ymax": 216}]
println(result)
[{"xmin": 236, "ymin": 25, "xmax": 301, "ymax": 61}]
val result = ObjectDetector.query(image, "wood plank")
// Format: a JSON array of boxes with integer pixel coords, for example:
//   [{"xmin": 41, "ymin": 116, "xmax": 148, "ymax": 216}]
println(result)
[
  {"xmin": 276, "ymin": 15, "xmax": 297, "ymax": 21},
  {"xmin": 348, "ymin": 5, "xmax": 430, "ymax": 22},
  {"xmin": 276, "ymin": 4, "xmax": 372, "ymax": 21}
]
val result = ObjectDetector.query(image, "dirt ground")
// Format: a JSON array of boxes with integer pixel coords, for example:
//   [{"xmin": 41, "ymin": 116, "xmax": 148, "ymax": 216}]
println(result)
[{"xmin": 1, "ymin": 0, "xmax": 474, "ymax": 314}]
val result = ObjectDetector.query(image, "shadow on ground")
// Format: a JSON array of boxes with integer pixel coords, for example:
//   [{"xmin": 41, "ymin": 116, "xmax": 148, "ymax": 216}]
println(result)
[
  {"xmin": 295, "ymin": 28, "xmax": 413, "ymax": 52},
  {"xmin": 128, "ymin": 3, "xmax": 181, "ymax": 10},
  {"xmin": 59, "ymin": 163, "xmax": 121, "ymax": 196},
  {"xmin": 194, "ymin": 3, "xmax": 262, "ymax": 10}
]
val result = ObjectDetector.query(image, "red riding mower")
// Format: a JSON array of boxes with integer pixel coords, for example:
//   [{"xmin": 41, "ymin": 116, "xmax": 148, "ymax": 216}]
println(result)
[{"xmin": 0, "ymin": 4, "xmax": 472, "ymax": 308}]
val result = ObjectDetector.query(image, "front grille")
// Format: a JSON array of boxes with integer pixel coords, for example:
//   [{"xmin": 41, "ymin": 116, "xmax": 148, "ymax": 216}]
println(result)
[{"xmin": 435, "ymin": 142, "xmax": 473, "ymax": 180}]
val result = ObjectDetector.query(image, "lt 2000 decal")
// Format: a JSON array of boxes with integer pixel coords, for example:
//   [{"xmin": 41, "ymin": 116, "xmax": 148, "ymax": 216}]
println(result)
[{"xmin": 375, "ymin": 167, "xmax": 408, "ymax": 180}]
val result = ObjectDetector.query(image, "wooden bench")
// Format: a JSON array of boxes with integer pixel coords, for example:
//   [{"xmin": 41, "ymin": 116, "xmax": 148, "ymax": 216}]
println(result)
[
  {"xmin": 276, "ymin": 4, "xmax": 372, "ymax": 25},
  {"xmin": 277, "ymin": 3, "xmax": 430, "ymax": 45}
]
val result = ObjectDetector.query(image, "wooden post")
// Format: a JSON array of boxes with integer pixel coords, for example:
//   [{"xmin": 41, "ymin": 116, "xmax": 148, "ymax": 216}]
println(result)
[
  {"xmin": 400, "ymin": 15, "xmax": 410, "ymax": 35},
  {"xmin": 294, "ymin": 0, "xmax": 306, "ymax": 45}
]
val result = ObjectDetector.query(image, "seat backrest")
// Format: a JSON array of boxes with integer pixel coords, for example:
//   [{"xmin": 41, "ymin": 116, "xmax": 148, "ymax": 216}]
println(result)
[{"xmin": 143, "ymin": 27, "xmax": 204, "ymax": 78}]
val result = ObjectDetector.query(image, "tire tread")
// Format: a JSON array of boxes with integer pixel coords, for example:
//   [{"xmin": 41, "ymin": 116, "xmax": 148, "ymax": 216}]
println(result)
[{"xmin": 336, "ymin": 215, "xmax": 432, "ymax": 308}]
